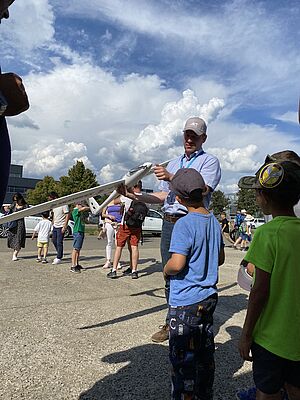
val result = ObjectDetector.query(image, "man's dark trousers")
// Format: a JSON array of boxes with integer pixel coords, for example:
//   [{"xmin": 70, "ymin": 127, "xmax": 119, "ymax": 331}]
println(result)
[{"xmin": 52, "ymin": 227, "xmax": 64, "ymax": 259}]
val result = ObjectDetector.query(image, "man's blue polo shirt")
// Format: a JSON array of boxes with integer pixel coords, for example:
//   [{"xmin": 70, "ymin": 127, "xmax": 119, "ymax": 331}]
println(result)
[{"xmin": 160, "ymin": 149, "xmax": 221, "ymax": 214}]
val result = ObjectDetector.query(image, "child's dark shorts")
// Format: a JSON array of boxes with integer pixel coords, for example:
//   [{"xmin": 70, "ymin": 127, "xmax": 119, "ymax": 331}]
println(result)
[
  {"xmin": 252, "ymin": 342, "xmax": 300, "ymax": 394},
  {"xmin": 169, "ymin": 293, "xmax": 218, "ymax": 400}
]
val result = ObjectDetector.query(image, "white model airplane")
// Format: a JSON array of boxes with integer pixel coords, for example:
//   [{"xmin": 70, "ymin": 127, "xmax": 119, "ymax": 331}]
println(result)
[{"xmin": 0, "ymin": 160, "xmax": 169, "ymax": 224}]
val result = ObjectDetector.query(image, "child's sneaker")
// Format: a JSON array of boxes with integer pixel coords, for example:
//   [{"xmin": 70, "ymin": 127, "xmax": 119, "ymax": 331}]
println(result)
[
  {"xmin": 36, "ymin": 258, "xmax": 42, "ymax": 263},
  {"xmin": 42, "ymin": 258, "xmax": 48, "ymax": 264},
  {"xmin": 107, "ymin": 270, "xmax": 117, "ymax": 279}
]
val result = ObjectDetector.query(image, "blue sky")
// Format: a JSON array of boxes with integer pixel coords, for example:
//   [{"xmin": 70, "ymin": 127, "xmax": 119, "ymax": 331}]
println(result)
[{"xmin": 0, "ymin": 0, "xmax": 299, "ymax": 192}]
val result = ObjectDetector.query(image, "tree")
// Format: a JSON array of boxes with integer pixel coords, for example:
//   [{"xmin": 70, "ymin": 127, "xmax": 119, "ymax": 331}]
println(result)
[
  {"xmin": 237, "ymin": 188, "xmax": 260, "ymax": 215},
  {"xmin": 26, "ymin": 176, "xmax": 58, "ymax": 205},
  {"xmin": 210, "ymin": 190, "xmax": 229, "ymax": 216},
  {"xmin": 58, "ymin": 161, "xmax": 98, "ymax": 197}
]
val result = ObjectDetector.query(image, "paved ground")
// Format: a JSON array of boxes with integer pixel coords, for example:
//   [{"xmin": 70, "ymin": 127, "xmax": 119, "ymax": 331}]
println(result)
[{"xmin": 0, "ymin": 235, "xmax": 253, "ymax": 400}]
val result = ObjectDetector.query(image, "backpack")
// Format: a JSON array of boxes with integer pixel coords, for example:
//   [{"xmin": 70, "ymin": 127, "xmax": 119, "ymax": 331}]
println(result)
[{"xmin": 124, "ymin": 200, "xmax": 148, "ymax": 228}]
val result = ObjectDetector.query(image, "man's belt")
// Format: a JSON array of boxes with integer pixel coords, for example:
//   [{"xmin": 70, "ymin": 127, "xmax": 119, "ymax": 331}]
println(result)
[{"xmin": 163, "ymin": 213, "xmax": 186, "ymax": 223}]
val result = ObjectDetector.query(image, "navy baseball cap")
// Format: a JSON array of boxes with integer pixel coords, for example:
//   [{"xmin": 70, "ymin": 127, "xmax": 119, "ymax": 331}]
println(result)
[{"xmin": 170, "ymin": 168, "xmax": 205, "ymax": 199}]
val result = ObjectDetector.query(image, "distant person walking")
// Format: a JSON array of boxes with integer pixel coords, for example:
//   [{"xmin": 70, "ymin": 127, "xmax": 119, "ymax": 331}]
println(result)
[
  {"xmin": 71, "ymin": 201, "xmax": 90, "ymax": 273},
  {"xmin": 220, "ymin": 212, "xmax": 235, "ymax": 245},
  {"xmin": 7, "ymin": 192, "xmax": 28, "ymax": 261},
  {"xmin": 101, "ymin": 200, "xmax": 122, "ymax": 269},
  {"xmin": 48, "ymin": 192, "xmax": 70, "ymax": 265},
  {"xmin": 31, "ymin": 211, "xmax": 52, "ymax": 263}
]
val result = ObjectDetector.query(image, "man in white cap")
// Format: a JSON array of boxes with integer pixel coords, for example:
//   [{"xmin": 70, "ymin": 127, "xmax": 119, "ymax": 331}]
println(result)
[{"xmin": 119, "ymin": 116, "xmax": 221, "ymax": 342}]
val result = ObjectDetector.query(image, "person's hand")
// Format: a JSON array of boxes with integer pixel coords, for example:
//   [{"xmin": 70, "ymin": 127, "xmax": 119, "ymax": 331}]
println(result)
[
  {"xmin": 61, "ymin": 226, "xmax": 66, "ymax": 233},
  {"xmin": 154, "ymin": 165, "xmax": 173, "ymax": 181},
  {"xmin": 238, "ymin": 333, "xmax": 253, "ymax": 361},
  {"xmin": 110, "ymin": 215, "xmax": 116, "ymax": 221}
]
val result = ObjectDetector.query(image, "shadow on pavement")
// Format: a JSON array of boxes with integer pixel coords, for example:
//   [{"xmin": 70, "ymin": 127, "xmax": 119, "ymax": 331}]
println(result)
[
  {"xmin": 78, "ymin": 330, "xmax": 252, "ymax": 400},
  {"xmin": 78, "ymin": 303, "xmax": 168, "ymax": 330},
  {"xmin": 79, "ymin": 344, "xmax": 170, "ymax": 400}
]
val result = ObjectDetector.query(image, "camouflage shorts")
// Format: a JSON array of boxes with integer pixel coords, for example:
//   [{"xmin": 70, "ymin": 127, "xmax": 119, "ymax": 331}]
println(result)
[{"xmin": 169, "ymin": 294, "xmax": 217, "ymax": 400}]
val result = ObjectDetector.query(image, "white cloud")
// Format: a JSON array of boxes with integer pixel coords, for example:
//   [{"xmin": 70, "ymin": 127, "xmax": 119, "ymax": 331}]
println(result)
[
  {"xmin": 132, "ymin": 90, "xmax": 225, "ymax": 157},
  {"xmin": 209, "ymin": 144, "xmax": 260, "ymax": 173},
  {"xmin": 57, "ymin": 0, "xmax": 300, "ymax": 105},
  {"xmin": 0, "ymin": 0, "xmax": 55, "ymax": 53},
  {"xmin": 12, "ymin": 139, "xmax": 95, "ymax": 178},
  {"xmin": 273, "ymin": 111, "xmax": 298, "ymax": 124}
]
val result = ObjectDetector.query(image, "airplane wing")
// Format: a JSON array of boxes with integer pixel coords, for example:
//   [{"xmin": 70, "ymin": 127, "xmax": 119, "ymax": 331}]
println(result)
[
  {"xmin": 0, "ymin": 160, "xmax": 170, "ymax": 224},
  {"xmin": 91, "ymin": 159, "xmax": 170, "ymax": 214}
]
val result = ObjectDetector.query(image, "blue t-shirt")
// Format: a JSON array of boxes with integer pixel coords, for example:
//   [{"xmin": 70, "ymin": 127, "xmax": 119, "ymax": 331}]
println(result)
[
  {"xmin": 160, "ymin": 150, "xmax": 221, "ymax": 214},
  {"xmin": 169, "ymin": 212, "xmax": 223, "ymax": 307}
]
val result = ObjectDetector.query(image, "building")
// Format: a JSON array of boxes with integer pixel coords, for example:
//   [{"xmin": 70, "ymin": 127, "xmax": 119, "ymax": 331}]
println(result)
[{"xmin": 4, "ymin": 164, "xmax": 41, "ymax": 204}]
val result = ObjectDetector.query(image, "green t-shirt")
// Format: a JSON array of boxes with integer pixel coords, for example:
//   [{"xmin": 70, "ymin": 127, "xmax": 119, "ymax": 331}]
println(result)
[
  {"xmin": 245, "ymin": 216, "xmax": 300, "ymax": 361},
  {"xmin": 72, "ymin": 208, "xmax": 85, "ymax": 233}
]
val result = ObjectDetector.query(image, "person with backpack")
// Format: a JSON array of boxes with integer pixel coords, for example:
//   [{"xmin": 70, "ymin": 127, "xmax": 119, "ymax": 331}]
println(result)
[
  {"xmin": 107, "ymin": 181, "xmax": 148, "ymax": 280},
  {"xmin": 233, "ymin": 209, "xmax": 247, "ymax": 249}
]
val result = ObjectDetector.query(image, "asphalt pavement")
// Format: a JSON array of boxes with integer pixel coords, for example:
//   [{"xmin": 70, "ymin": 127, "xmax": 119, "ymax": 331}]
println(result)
[{"xmin": 0, "ymin": 235, "xmax": 253, "ymax": 400}]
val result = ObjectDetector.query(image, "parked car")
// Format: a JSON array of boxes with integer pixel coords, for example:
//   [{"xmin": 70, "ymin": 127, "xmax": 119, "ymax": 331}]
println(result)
[
  {"xmin": 251, "ymin": 217, "xmax": 265, "ymax": 229},
  {"xmin": 142, "ymin": 209, "xmax": 163, "ymax": 236},
  {"xmin": 0, "ymin": 211, "xmax": 74, "ymax": 238}
]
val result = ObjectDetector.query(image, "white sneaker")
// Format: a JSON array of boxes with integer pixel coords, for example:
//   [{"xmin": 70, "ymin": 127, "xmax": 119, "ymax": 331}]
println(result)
[
  {"xmin": 102, "ymin": 261, "xmax": 111, "ymax": 269},
  {"xmin": 52, "ymin": 258, "xmax": 62, "ymax": 265},
  {"xmin": 12, "ymin": 256, "xmax": 18, "ymax": 261}
]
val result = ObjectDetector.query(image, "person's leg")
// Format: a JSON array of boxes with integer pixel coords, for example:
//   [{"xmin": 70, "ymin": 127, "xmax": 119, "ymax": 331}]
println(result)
[
  {"xmin": 52, "ymin": 227, "xmax": 58, "ymax": 253},
  {"xmin": 112, "ymin": 246, "xmax": 123, "ymax": 270},
  {"xmin": 256, "ymin": 390, "xmax": 282, "ymax": 399},
  {"xmin": 151, "ymin": 220, "xmax": 174, "ymax": 342},
  {"xmin": 169, "ymin": 300, "xmax": 216, "ymax": 400},
  {"xmin": 252, "ymin": 343, "xmax": 287, "ymax": 400},
  {"xmin": 72, "ymin": 248, "xmax": 79, "ymax": 266},
  {"xmin": 104, "ymin": 223, "xmax": 114, "ymax": 268},
  {"xmin": 130, "ymin": 245, "xmax": 139, "ymax": 272},
  {"xmin": 160, "ymin": 220, "xmax": 175, "ymax": 305},
  {"xmin": 224, "ymin": 232, "xmax": 235, "ymax": 244},
  {"xmin": 43, "ymin": 244, "xmax": 48, "ymax": 260},
  {"xmin": 108, "ymin": 225, "xmax": 127, "ymax": 276},
  {"xmin": 285, "ymin": 383, "xmax": 300, "ymax": 400},
  {"xmin": 234, "ymin": 236, "xmax": 242, "ymax": 248},
  {"xmin": 56, "ymin": 227, "xmax": 64, "ymax": 260},
  {"xmin": 12, "ymin": 248, "xmax": 20, "ymax": 260},
  {"xmin": 37, "ymin": 246, "xmax": 42, "ymax": 260}
]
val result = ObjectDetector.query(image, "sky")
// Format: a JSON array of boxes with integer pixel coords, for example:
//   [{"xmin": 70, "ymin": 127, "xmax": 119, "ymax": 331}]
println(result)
[{"xmin": 0, "ymin": 0, "xmax": 299, "ymax": 193}]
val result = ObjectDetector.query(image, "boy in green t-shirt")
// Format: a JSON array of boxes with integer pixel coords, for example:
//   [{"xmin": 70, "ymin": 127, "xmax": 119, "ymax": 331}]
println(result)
[
  {"xmin": 238, "ymin": 151, "xmax": 300, "ymax": 400},
  {"xmin": 71, "ymin": 201, "xmax": 90, "ymax": 273}
]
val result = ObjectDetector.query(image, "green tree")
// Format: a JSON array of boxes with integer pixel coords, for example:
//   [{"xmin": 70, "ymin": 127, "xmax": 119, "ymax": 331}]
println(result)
[
  {"xmin": 26, "ymin": 176, "xmax": 58, "ymax": 205},
  {"xmin": 210, "ymin": 190, "xmax": 229, "ymax": 216},
  {"xmin": 57, "ymin": 161, "xmax": 98, "ymax": 197},
  {"xmin": 237, "ymin": 188, "xmax": 260, "ymax": 215}
]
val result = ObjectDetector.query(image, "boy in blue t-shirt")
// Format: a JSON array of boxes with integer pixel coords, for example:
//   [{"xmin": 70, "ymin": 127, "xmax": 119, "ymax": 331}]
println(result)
[{"xmin": 164, "ymin": 168, "xmax": 225, "ymax": 400}]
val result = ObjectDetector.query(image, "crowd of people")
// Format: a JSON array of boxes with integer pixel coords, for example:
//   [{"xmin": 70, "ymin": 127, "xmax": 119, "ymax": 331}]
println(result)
[{"xmin": 1, "ymin": 117, "xmax": 300, "ymax": 399}]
